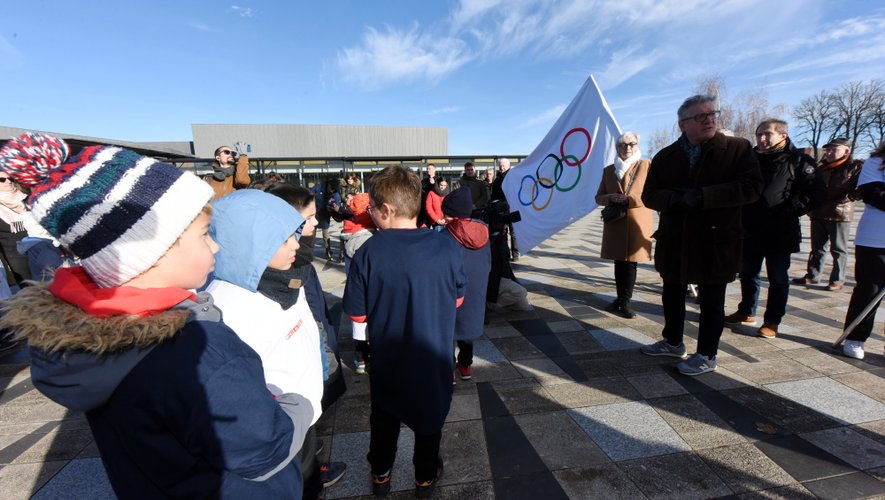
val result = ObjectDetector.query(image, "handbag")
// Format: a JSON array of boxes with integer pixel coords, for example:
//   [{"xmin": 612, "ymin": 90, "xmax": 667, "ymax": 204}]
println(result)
[{"xmin": 601, "ymin": 164, "xmax": 639, "ymax": 224}]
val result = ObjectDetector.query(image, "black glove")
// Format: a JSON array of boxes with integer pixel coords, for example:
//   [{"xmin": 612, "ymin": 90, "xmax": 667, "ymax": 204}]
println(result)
[{"xmin": 668, "ymin": 188, "xmax": 703, "ymax": 210}]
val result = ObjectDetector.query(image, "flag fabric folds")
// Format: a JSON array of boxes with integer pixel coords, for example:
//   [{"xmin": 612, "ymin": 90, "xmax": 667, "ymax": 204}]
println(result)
[{"xmin": 502, "ymin": 75, "xmax": 621, "ymax": 254}]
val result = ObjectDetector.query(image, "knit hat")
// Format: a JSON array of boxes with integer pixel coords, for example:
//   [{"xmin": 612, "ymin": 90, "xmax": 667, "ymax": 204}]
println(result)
[
  {"xmin": 442, "ymin": 186, "xmax": 473, "ymax": 218},
  {"xmin": 0, "ymin": 132, "xmax": 214, "ymax": 288}
]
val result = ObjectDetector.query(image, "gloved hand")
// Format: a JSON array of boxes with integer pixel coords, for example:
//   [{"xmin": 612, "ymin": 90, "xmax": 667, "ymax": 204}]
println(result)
[
  {"xmin": 234, "ymin": 141, "xmax": 250, "ymax": 156},
  {"xmin": 668, "ymin": 188, "xmax": 704, "ymax": 210}
]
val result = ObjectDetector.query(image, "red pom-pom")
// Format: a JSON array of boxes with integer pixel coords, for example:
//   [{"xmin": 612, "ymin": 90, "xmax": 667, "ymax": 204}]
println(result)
[{"xmin": 0, "ymin": 133, "xmax": 69, "ymax": 188}]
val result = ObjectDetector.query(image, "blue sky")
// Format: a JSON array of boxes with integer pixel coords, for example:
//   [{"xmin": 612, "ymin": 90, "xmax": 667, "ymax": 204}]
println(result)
[{"xmin": 3, "ymin": 0, "xmax": 884, "ymax": 156}]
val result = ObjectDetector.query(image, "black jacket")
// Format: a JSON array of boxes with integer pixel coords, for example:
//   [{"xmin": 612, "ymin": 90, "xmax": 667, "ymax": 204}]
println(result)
[
  {"xmin": 743, "ymin": 139, "xmax": 827, "ymax": 254},
  {"xmin": 460, "ymin": 175, "xmax": 490, "ymax": 208}
]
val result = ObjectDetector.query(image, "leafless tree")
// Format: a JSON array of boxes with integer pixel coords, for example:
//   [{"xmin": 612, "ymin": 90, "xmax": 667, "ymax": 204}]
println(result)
[
  {"xmin": 793, "ymin": 90, "xmax": 836, "ymax": 158},
  {"xmin": 647, "ymin": 125, "xmax": 679, "ymax": 158},
  {"xmin": 692, "ymin": 75, "xmax": 787, "ymax": 142},
  {"xmin": 828, "ymin": 80, "xmax": 884, "ymax": 152},
  {"xmin": 866, "ymin": 97, "xmax": 885, "ymax": 152}
]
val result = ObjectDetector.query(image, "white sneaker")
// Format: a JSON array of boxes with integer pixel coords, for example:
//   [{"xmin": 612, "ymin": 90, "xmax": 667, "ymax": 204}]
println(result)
[{"xmin": 842, "ymin": 340, "xmax": 865, "ymax": 360}]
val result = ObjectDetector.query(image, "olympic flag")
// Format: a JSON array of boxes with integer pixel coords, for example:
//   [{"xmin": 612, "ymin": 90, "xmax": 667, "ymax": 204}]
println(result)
[{"xmin": 502, "ymin": 75, "xmax": 621, "ymax": 254}]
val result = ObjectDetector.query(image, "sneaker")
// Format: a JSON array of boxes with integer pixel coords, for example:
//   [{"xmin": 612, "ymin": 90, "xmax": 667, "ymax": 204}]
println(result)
[
  {"xmin": 456, "ymin": 364, "xmax": 472, "ymax": 380},
  {"xmin": 320, "ymin": 461, "xmax": 347, "ymax": 488},
  {"xmin": 415, "ymin": 459, "xmax": 444, "ymax": 499},
  {"xmin": 640, "ymin": 340, "xmax": 687, "ymax": 358},
  {"xmin": 826, "ymin": 282, "xmax": 844, "ymax": 291},
  {"xmin": 842, "ymin": 340, "xmax": 865, "ymax": 360},
  {"xmin": 677, "ymin": 353, "xmax": 717, "ymax": 376},
  {"xmin": 792, "ymin": 276, "xmax": 819, "ymax": 285},
  {"xmin": 372, "ymin": 468, "xmax": 393, "ymax": 496},
  {"xmin": 724, "ymin": 311, "xmax": 757, "ymax": 325},
  {"xmin": 757, "ymin": 323, "xmax": 778, "ymax": 338},
  {"xmin": 354, "ymin": 359, "xmax": 367, "ymax": 375}
]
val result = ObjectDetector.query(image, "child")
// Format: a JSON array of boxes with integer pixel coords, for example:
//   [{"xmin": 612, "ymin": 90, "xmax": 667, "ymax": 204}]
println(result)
[
  {"xmin": 343, "ymin": 165, "xmax": 466, "ymax": 498},
  {"xmin": 0, "ymin": 133, "xmax": 311, "ymax": 498},
  {"xmin": 441, "ymin": 187, "xmax": 491, "ymax": 381},
  {"xmin": 205, "ymin": 189, "xmax": 345, "ymax": 498}
]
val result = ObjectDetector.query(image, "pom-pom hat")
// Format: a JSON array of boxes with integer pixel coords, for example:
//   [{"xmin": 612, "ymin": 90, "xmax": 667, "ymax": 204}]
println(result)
[{"xmin": 0, "ymin": 133, "xmax": 214, "ymax": 288}]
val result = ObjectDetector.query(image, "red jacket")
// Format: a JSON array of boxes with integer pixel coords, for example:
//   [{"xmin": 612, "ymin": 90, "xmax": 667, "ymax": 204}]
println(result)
[{"xmin": 425, "ymin": 191, "xmax": 446, "ymax": 226}]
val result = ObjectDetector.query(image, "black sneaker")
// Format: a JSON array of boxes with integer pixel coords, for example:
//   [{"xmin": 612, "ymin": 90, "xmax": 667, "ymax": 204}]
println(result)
[
  {"xmin": 372, "ymin": 468, "xmax": 392, "ymax": 496},
  {"xmin": 320, "ymin": 461, "xmax": 346, "ymax": 488},
  {"xmin": 415, "ymin": 459, "xmax": 444, "ymax": 499}
]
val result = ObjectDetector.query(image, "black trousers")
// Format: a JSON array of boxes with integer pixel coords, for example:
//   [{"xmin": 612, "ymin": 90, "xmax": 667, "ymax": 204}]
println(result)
[
  {"xmin": 614, "ymin": 260, "xmax": 637, "ymax": 301},
  {"xmin": 367, "ymin": 402, "xmax": 441, "ymax": 483},
  {"xmin": 845, "ymin": 245, "xmax": 885, "ymax": 342},
  {"xmin": 661, "ymin": 281, "xmax": 726, "ymax": 358},
  {"xmin": 455, "ymin": 340, "xmax": 473, "ymax": 367}
]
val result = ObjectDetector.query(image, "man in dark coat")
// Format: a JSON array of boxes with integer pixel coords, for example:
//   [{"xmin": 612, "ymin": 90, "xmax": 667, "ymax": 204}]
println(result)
[
  {"xmin": 640, "ymin": 94, "xmax": 762, "ymax": 376},
  {"xmin": 490, "ymin": 157, "xmax": 520, "ymax": 261},
  {"xmin": 724, "ymin": 119, "xmax": 826, "ymax": 338},
  {"xmin": 460, "ymin": 162, "xmax": 490, "ymax": 209}
]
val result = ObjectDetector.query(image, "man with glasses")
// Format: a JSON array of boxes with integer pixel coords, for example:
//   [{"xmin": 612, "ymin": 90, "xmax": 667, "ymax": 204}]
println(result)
[
  {"xmin": 640, "ymin": 94, "xmax": 762, "ymax": 376},
  {"xmin": 208, "ymin": 142, "xmax": 251, "ymax": 200}
]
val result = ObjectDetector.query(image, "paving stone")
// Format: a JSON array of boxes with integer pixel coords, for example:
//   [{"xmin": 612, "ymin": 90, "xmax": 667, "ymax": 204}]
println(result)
[
  {"xmin": 468, "ymin": 361, "xmax": 522, "ymax": 383},
  {"xmin": 554, "ymin": 331, "xmax": 606, "ymax": 355},
  {"xmin": 649, "ymin": 394, "xmax": 747, "ymax": 449},
  {"xmin": 0, "ymin": 460, "xmax": 67, "ymax": 500},
  {"xmin": 490, "ymin": 378, "xmax": 559, "ymax": 415},
  {"xmin": 492, "ymin": 471, "xmax": 570, "ymax": 499},
  {"xmin": 553, "ymin": 463, "xmax": 646, "ymax": 499},
  {"xmin": 491, "ymin": 336, "xmax": 544, "ymax": 360},
  {"xmin": 619, "ymin": 451, "xmax": 733, "ymax": 499},
  {"xmin": 333, "ymin": 396, "xmax": 372, "ymax": 434},
  {"xmin": 445, "ymin": 392, "xmax": 481, "ymax": 423},
  {"xmin": 325, "ymin": 430, "xmax": 416, "ymax": 499},
  {"xmin": 9, "ymin": 428, "xmax": 93, "ymax": 465},
  {"xmin": 546, "ymin": 319, "xmax": 585, "ymax": 333},
  {"xmin": 569, "ymin": 401, "xmax": 691, "ymax": 461},
  {"xmin": 31, "ymin": 458, "xmax": 114, "ymax": 499},
  {"xmin": 832, "ymin": 370, "xmax": 885, "ymax": 404},
  {"xmin": 514, "ymin": 410, "xmax": 609, "ymax": 470},
  {"xmin": 511, "ymin": 357, "xmax": 573, "ymax": 385},
  {"xmin": 588, "ymin": 327, "xmax": 656, "ymax": 351},
  {"xmin": 725, "ymin": 359, "xmax": 823, "ymax": 385},
  {"xmin": 734, "ymin": 482, "xmax": 817, "ymax": 499},
  {"xmin": 801, "ymin": 426, "xmax": 885, "ymax": 470},
  {"xmin": 725, "ymin": 386, "xmax": 842, "ymax": 434},
  {"xmin": 696, "ymin": 443, "xmax": 794, "ymax": 493},
  {"xmin": 802, "ymin": 471, "xmax": 885, "ymax": 499},
  {"xmin": 545, "ymin": 378, "xmax": 640, "ymax": 409},
  {"xmin": 765, "ymin": 377, "xmax": 885, "ymax": 425},
  {"xmin": 853, "ymin": 419, "xmax": 885, "ymax": 446},
  {"xmin": 789, "ymin": 351, "xmax": 862, "ymax": 376},
  {"xmin": 438, "ymin": 420, "xmax": 491, "ymax": 486},
  {"xmin": 471, "ymin": 339, "xmax": 508, "ymax": 363},
  {"xmin": 626, "ymin": 373, "xmax": 689, "ymax": 399},
  {"xmin": 754, "ymin": 435, "xmax": 855, "ymax": 482}
]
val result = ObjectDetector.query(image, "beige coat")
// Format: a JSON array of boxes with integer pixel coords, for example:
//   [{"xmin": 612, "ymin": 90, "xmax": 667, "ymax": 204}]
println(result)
[{"xmin": 594, "ymin": 160, "xmax": 653, "ymax": 262}]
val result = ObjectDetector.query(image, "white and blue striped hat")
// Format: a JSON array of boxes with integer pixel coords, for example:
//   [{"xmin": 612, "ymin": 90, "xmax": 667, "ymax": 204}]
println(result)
[{"xmin": 0, "ymin": 133, "xmax": 214, "ymax": 288}]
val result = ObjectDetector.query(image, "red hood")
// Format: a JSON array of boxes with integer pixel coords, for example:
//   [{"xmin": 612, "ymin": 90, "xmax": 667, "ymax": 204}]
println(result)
[{"xmin": 446, "ymin": 218, "xmax": 489, "ymax": 250}]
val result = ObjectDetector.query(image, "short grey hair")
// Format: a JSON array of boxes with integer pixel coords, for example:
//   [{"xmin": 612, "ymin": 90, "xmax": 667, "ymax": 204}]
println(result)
[
  {"xmin": 497, "ymin": 157, "xmax": 510, "ymax": 168},
  {"xmin": 617, "ymin": 131, "xmax": 640, "ymax": 145},
  {"xmin": 677, "ymin": 94, "xmax": 718, "ymax": 121}
]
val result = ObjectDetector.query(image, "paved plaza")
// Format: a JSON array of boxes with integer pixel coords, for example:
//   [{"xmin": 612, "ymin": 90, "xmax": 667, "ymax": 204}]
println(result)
[{"xmin": 1, "ymin": 211, "xmax": 884, "ymax": 499}]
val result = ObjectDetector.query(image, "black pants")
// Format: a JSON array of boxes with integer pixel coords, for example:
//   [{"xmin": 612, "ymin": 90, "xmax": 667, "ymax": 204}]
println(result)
[
  {"xmin": 662, "ymin": 281, "xmax": 726, "ymax": 358},
  {"xmin": 299, "ymin": 426, "xmax": 322, "ymax": 500},
  {"xmin": 845, "ymin": 245, "xmax": 885, "ymax": 342},
  {"xmin": 614, "ymin": 260, "xmax": 637, "ymax": 302},
  {"xmin": 367, "ymin": 402, "xmax": 441, "ymax": 483},
  {"xmin": 455, "ymin": 340, "xmax": 473, "ymax": 367}
]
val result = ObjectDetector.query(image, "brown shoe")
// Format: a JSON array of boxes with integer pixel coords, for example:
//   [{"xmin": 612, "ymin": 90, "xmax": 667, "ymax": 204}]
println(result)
[
  {"xmin": 792, "ymin": 276, "xmax": 819, "ymax": 285},
  {"xmin": 758, "ymin": 324, "xmax": 778, "ymax": 338},
  {"xmin": 825, "ymin": 283, "xmax": 844, "ymax": 291},
  {"xmin": 724, "ymin": 311, "xmax": 757, "ymax": 325}
]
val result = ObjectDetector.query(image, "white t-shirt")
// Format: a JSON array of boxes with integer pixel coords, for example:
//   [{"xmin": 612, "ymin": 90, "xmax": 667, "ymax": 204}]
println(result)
[
  {"xmin": 855, "ymin": 156, "xmax": 885, "ymax": 249},
  {"xmin": 207, "ymin": 280, "xmax": 324, "ymax": 425}
]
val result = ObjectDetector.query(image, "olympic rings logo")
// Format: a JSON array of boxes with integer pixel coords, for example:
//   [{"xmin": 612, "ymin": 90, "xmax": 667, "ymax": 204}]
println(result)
[{"xmin": 517, "ymin": 128, "xmax": 592, "ymax": 211}]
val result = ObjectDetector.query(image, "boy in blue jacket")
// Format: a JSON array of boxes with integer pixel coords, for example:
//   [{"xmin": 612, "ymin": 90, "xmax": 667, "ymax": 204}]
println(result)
[
  {"xmin": 343, "ymin": 165, "xmax": 466, "ymax": 498},
  {"xmin": 0, "ymin": 133, "xmax": 311, "ymax": 498}
]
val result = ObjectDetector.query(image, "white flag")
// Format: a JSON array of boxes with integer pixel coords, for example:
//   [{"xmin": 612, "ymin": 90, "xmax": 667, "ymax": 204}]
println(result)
[{"xmin": 503, "ymin": 75, "xmax": 621, "ymax": 253}]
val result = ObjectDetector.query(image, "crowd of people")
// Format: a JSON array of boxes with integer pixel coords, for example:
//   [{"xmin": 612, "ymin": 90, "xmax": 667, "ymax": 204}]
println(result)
[{"xmin": 0, "ymin": 90, "xmax": 881, "ymax": 498}]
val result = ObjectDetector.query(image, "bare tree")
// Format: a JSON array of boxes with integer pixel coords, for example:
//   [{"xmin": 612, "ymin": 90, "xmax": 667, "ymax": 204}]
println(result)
[
  {"xmin": 828, "ymin": 80, "xmax": 884, "ymax": 151},
  {"xmin": 647, "ymin": 125, "xmax": 679, "ymax": 158},
  {"xmin": 793, "ymin": 90, "xmax": 836, "ymax": 158},
  {"xmin": 692, "ymin": 74, "xmax": 787, "ymax": 142},
  {"xmin": 864, "ymin": 90, "xmax": 885, "ymax": 151}
]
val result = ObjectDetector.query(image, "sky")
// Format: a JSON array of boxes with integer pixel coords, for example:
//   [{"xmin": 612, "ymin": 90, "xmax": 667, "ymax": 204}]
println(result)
[{"xmin": 3, "ymin": 0, "xmax": 885, "ymax": 157}]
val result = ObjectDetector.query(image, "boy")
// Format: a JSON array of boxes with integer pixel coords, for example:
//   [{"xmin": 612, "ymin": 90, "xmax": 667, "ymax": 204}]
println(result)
[
  {"xmin": 343, "ymin": 165, "xmax": 466, "ymax": 498},
  {"xmin": 206, "ymin": 189, "xmax": 346, "ymax": 498},
  {"xmin": 0, "ymin": 133, "xmax": 311, "ymax": 498}
]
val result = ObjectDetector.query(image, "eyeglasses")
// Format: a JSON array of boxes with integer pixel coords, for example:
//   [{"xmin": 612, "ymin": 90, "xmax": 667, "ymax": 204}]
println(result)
[
  {"xmin": 367, "ymin": 204, "xmax": 376, "ymax": 213},
  {"xmin": 681, "ymin": 110, "xmax": 721, "ymax": 123},
  {"xmin": 618, "ymin": 142, "xmax": 638, "ymax": 148},
  {"xmin": 0, "ymin": 178, "xmax": 9, "ymax": 183},
  {"xmin": 220, "ymin": 149, "xmax": 238, "ymax": 156}
]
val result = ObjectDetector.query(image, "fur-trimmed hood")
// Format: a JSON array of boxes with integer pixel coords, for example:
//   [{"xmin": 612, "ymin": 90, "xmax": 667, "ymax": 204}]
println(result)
[{"xmin": 0, "ymin": 282, "xmax": 216, "ymax": 412}]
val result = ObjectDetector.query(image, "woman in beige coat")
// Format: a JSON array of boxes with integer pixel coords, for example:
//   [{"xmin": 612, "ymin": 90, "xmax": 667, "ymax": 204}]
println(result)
[{"xmin": 594, "ymin": 132, "xmax": 654, "ymax": 318}]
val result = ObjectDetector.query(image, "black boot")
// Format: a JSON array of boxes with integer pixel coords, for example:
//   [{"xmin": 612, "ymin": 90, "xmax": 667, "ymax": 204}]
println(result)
[
  {"xmin": 619, "ymin": 300, "xmax": 636, "ymax": 319},
  {"xmin": 605, "ymin": 298, "xmax": 621, "ymax": 312}
]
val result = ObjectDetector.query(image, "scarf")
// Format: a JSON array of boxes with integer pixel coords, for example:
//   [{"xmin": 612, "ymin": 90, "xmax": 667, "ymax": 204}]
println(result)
[
  {"xmin": 614, "ymin": 152, "xmax": 642, "ymax": 181},
  {"xmin": 256, "ymin": 264, "xmax": 311, "ymax": 310},
  {"xmin": 0, "ymin": 189, "xmax": 27, "ymax": 232},
  {"xmin": 821, "ymin": 156, "xmax": 849, "ymax": 170},
  {"xmin": 756, "ymin": 138, "xmax": 787, "ymax": 155},
  {"xmin": 212, "ymin": 165, "xmax": 235, "ymax": 181}
]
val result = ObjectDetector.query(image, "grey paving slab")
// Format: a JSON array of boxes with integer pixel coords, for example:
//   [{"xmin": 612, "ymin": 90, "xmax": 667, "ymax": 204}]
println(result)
[
  {"xmin": 626, "ymin": 373, "xmax": 689, "ymax": 399},
  {"xmin": 853, "ymin": 419, "xmax": 885, "ymax": 446},
  {"xmin": 31, "ymin": 458, "xmax": 114, "ymax": 500},
  {"xmin": 490, "ymin": 378, "xmax": 560, "ymax": 416},
  {"xmin": 511, "ymin": 357, "xmax": 573, "ymax": 385},
  {"xmin": 491, "ymin": 336, "xmax": 545, "ymax": 360},
  {"xmin": 553, "ymin": 464, "xmax": 646, "ymax": 499},
  {"xmin": 765, "ymin": 377, "xmax": 885, "ymax": 425},
  {"xmin": 649, "ymin": 394, "xmax": 747, "ymax": 449},
  {"xmin": 724, "ymin": 386, "xmax": 842, "ymax": 434},
  {"xmin": 437, "ymin": 420, "xmax": 491, "ymax": 486},
  {"xmin": 802, "ymin": 471, "xmax": 885, "ymax": 499},
  {"xmin": 471, "ymin": 338, "xmax": 508, "ymax": 363},
  {"xmin": 588, "ymin": 327, "xmax": 655, "ymax": 351},
  {"xmin": 332, "ymin": 393, "xmax": 372, "ymax": 433},
  {"xmin": 445, "ymin": 392, "xmax": 481, "ymax": 423},
  {"xmin": 325, "ymin": 430, "xmax": 416, "ymax": 499},
  {"xmin": 554, "ymin": 331, "xmax": 606, "ymax": 355},
  {"xmin": 545, "ymin": 378, "xmax": 641, "ymax": 409},
  {"xmin": 831, "ymin": 369, "xmax": 885, "ymax": 404},
  {"xmin": 546, "ymin": 319, "xmax": 585, "ymax": 333},
  {"xmin": 0, "ymin": 460, "xmax": 68, "ymax": 500},
  {"xmin": 800, "ymin": 426, "xmax": 885, "ymax": 470},
  {"xmin": 734, "ymin": 483, "xmax": 817, "ymax": 499},
  {"xmin": 569, "ymin": 401, "xmax": 691, "ymax": 461},
  {"xmin": 619, "ymin": 451, "xmax": 733, "ymax": 499},
  {"xmin": 725, "ymin": 358, "xmax": 823, "ymax": 385},
  {"xmin": 696, "ymin": 443, "xmax": 794, "ymax": 493},
  {"xmin": 514, "ymin": 410, "xmax": 610, "ymax": 470}
]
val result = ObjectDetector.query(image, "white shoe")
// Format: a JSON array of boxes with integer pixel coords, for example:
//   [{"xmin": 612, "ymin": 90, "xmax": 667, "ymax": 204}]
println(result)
[{"xmin": 842, "ymin": 340, "xmax": 865, "ymax": 360}]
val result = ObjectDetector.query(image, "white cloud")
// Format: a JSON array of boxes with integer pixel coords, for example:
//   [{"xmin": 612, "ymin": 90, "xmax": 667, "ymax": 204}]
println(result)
[
  {"xmin": 337, "ymin": 24, "xmax": 474, "ymax": 88},
  {"xmin": 230, "ymin": 5, "xmax": 253, "ymax": 17},
  {"xmin": 428, "ymin": 106, "xmax": 460, "ymax": 115},
  {"xmin": 519, "ymin": 103, "xmax": 567, "ymax": 129},
  {"xmin": 189, "ymin": 22, "xmax": 211, "ymax": 32}
]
